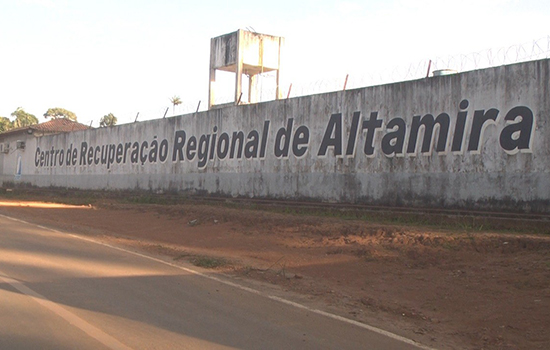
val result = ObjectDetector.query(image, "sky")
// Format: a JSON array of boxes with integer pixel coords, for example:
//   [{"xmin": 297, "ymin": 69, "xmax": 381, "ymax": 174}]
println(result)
[{"xmin": 1, "ymin": 0, "xmax": 549, "ymax": 126}]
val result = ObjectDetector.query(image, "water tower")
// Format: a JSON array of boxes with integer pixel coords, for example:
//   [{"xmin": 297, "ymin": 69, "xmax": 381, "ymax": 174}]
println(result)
[{"xmin": 208, "ymin": 29, "xmax": 284, "ymax": 109}]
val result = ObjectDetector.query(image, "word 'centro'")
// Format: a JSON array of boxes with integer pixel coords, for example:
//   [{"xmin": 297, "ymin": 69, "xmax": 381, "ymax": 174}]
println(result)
[{"xmin": 34, "ymin": 100, "xmax": 535, "ymax": 169}]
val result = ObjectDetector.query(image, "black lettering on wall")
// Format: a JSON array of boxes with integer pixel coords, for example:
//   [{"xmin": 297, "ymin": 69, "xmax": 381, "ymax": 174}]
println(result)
[
  {"xmin": 116, "ymin": 144, "xmax": 124, "ymax": 163},
  {"xmin": 59, "ymin": 149, "xmax": 64, "ymax": 166},
  {"xmin": 93, "ymin": 146, "xmax": 100, "ymax": 165},
  {"xmin": 407, "ymin": 113, "xmax": 450, "ymax": 155},
  {"xmin": 159, "ymin": 139, "xmax": 169, "ymax": 162},
  {"xmin": 86, "ymin": 145, "xmax": 92, "ymax": 165},
  {"xmin": 318, "ymin": 113, "xmax": 342, "ymax": 157},
  {"xmin": 100, "ymin": 145, "xmax": 108, "ymax": 165},
  {"xmin": 34, "ymin": 147, "xmax": 40, "ymax": 167},
  {"xmin": 187, "ymin": 136, "xmax": 197, "ymax": 160},
  {"xmin": 209, "ymin": 126, "xmax": 218, "ymax": 160},
  {"xmin": 245, "ymin": 130, "xmax": 259, "ymax": 159},
  {"xmin": 468, "ymin": 108, "xmax": 499, "ymax": 153},
  {"xmin": 197, "ymin": 135, "xmax": 211, "ymax": 168},
  {"xmin": 79, "ymin": 142, "xmax": 88, "ymax": 165},
  {"xmin": 123, "ymin": 142, "xmax": 131, "ymax": 163},
  {"xmin": 499, "ymin": 106, "xmax": 534, "ymax": 154},
  {"xmin": 65, "ymin": 144, "xmax": 73, "ymax": 166},
  {"xmin": 52, "ymin": 148, "xmax": 58, "ymax": 167},
  {"xmin": 451, "ymin": 99, "xmax": 469, "ymax": 153},
  {"xmin": 139, "ymin": 141, "xmax": 148, "ymax": 165},
  {"xmin": 345, "ymin": 112, "xmax": 361, "ymax": 156},
  {"xmin": 230, "ymin": 131, "xmax": 244, "ymax": 159},
  {"xmin": 32, "ymin": 99, "xmax": 537, "ymax": 173},
  {"xmin": 44, "ymin": 149, "xmax": 50, "ymax": 167},
  {"xmin": 217, "ymin": 133, "xmax": 230, "ymax": 159},
  {"xmin": 130, "ymin": 142, "xmax": 139, "ymax": 163},
  {"xmin": 172, "ymin": 130, "xmax": 186, "ymax": 162},
  {"xmin": 107, "ymin": 144, "xmax": 116, "ymax": 168},
  {"xmin": 149, "ymin": 138, "xmax": 158, "ymax": 163},
  {"xmin": 292, "ymin": 125, "xmax": 309, "ymax": 158},
  {"xmin": 71, "ymin": 148, "xmax": 78, "ymax": 165},
  {"xmin": 381, "ymin": 117, "xmax": 406, "ymax": 156},
  {"xmin": 274, "ymin": 118, "xmax": 294, "ymax": 158},
  {"xmin": 362, "ymin": 112, "xmax": 383, "ymax": 156},
  {"xmin": 259, "ymin": 120, "xmax": 270, "ymax": 158}
]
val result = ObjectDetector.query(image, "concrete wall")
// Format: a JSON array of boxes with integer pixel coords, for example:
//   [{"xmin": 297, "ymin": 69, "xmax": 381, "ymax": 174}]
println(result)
[
  {"xmin": 0, "ymin": 135, "xmax": 26, "ymax": 182},
  {"xmin": 2, "ymin": 59, "xmax": 549, "ymax": 213}
]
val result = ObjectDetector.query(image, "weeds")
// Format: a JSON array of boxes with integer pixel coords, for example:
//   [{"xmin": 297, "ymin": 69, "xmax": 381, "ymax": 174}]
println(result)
[
  {"xmin": 172, "ymin": 251, "xmax": 229, "ymax": 269},
  {"xmin": 442, "ymin": 242, "xmax": 458, "ymax": 251},
  {"xmin": 191, "ymin": 256, "xmax": 229, "ymax": 269},
  {"xmin": 173, "ymin": 253, "xmax": 191, "ymax": 261}
]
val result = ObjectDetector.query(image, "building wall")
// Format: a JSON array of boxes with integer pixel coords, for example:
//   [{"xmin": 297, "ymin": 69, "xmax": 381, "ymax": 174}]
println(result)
[
  {"xmin": 2, "ymin": 59, "xmax": 549, "ymax": 212},
  {"xmin": 0, "ymin": 134, "xmax": 27, "ymax": 183}
]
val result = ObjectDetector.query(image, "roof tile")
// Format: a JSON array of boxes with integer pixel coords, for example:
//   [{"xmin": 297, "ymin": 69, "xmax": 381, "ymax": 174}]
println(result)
[{"xmin": 30, "ymin": 118, "xmax": 90, "ymax": 132}]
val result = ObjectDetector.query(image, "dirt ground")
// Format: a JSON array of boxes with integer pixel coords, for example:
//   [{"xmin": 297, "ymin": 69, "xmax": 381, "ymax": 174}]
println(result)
[{"xmin": 0, "ymin": 197, "xmax": 549, "ymax": 350}]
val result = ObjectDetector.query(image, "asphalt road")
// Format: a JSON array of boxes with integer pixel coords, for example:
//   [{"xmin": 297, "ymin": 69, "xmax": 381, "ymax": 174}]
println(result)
[{"xmin": 0, "ymin": 214, "xmax": 431, "ymax": 350}]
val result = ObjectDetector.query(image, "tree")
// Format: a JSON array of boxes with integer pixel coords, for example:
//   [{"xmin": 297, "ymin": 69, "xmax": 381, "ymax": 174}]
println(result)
[
  {"xmin": 100, "ymin": 113, "xmax": 117, "ymax": 127},
  {"xmin": 44, "ymin": 107, "xmax": 77, "ymax": 121},
  {"xmin": 170, "ymin": 96, "xmax": 182, "ymax": 114},
  {"xmin": 0, "ymin": 117, "xmax": 13, "ymax": 132},
  {"xmin": 11, "ymin": 107, "xmax": 38, "ymax": 128}
]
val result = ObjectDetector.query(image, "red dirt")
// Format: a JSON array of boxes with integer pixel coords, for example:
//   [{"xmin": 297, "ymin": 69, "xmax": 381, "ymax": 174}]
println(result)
[{"xmin": 1, "ymin": 198, "xmax": 549, "ymax": 350}]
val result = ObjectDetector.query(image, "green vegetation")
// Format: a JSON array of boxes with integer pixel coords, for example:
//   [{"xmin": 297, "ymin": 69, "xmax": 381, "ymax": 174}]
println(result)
[
  {"xmin": 190, "ymin": 256, "xmax": 229, "ymax": 269},
  {"xmin": 0, "ymin": 108, "xmax": 39, "ymax": 133},
  {"xmin": 0, "ymin": 116, "xmax": 12, "ymax": 132},
  {"xmin": 170, "ymin": 96, "xmax": 182, "ymax": 114},
  {"xmin": 12, "ymin": 107, "xmax": 39, "ymax": 128},
  {"xmin": 174, "ymin": 252, "xmax": 230, "ymax": 269},
  {"xmin": 99, "ymin": 113, "xmax": 117, "ymax": 127},
  {"xmin": 2, "ymin": 107, "xmax": 40, "ymax": 130},
  {"xmin": 43, "ymin": 107, "xmax": 77, "ymax": 121}
]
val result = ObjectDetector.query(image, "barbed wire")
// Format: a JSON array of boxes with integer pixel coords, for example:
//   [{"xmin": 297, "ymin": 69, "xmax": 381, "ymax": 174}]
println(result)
[{"xmin": 181, "ymin": 36, "xmax": 550, "ymax": 114}]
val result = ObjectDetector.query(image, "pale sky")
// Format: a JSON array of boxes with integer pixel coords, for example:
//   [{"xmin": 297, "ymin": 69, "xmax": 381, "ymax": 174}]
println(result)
[{"xmin": 1, "ymin": 0, "xmax": 549, "ymax": 126}]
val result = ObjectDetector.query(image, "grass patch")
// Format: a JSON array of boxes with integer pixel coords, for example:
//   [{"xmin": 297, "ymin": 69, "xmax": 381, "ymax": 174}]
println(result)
[
  {"xmin": 190, "ymin": 256, "xmax": 229, "ymax": 269},
  {"xmin": 173, "ymin": 253, "xmax": 191, "ymax": 261},
  {"xmin": 0, "ymin": 188, "xmax": 101, "ymax": 206},
  {"xmin": 124, "ymin": 195, "xmax": 186, "ymax": 205},
  {"xmin": 173, "ymin": 251, "xmax": 230, "ymax": 269}
]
